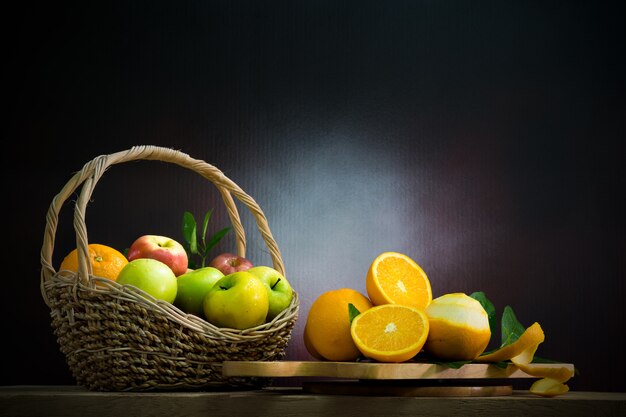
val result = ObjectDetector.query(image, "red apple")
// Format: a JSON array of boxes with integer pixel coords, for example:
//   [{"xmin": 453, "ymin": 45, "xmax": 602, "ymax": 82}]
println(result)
[
  {"xmin": 127, "ymin": 235, "xmax": 188, "ymax": 276},
  {"xmin": 209, "ymin": 252, "xmax": 253, "ymax": 275}
]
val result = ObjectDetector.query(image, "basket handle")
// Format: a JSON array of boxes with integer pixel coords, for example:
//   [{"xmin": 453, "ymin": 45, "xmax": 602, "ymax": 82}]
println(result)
[{"xmin": 40, "ymin": 145, "xmax": 285, "ymax": 293}]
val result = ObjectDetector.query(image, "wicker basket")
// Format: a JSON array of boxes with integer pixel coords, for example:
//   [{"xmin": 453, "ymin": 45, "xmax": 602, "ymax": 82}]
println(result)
[{"xmin": 40, "ymin": 145, "xmax": 299, "ymax": 391}]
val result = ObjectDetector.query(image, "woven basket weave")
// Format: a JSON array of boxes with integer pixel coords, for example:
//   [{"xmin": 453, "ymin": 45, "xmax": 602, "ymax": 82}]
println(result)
[{"xmin": 40, "ymin": 145, "xmax": 299, "ymax": 391}]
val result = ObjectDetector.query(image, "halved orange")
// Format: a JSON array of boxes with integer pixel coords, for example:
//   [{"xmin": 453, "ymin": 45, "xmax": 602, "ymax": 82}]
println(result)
[
  {"xmin": 350, "ymin": 304, "xmax": 430, "ymax": 363},
  {"xmin": 366, "ymin": 252, "xmax": 432, "ymax": 310}
]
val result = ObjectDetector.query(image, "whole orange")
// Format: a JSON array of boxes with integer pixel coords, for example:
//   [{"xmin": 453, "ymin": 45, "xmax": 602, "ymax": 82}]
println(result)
[
  {"xmin": 60, "ymin": 243, "xmax": 129, "ymax": 282},
  {"xmin": 303, "ymin": 288, "xmax": 373, "ymax": 361}
]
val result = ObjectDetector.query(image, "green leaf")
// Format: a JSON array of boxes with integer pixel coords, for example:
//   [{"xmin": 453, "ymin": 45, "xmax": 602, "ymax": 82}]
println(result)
[
  {"xmin": 470, "ymin": 291, "xmax": 497, "ymax": 336},
  {"xmin": 429, "ymin": 360, "xmax": 472, "ymax": 369},
  {"xmin": 201, "ymin": 208, "xmax": 213, "ymax": 247},
  {"xmin": 182, "ymin": 211, "xmax": 198, "ymax": 255},
  {"xmin": 181, "ymin": 207, "xmax": 234, "ymax": 268},
  {"xmin": 204, "ymin": 226, "xmax": 232, "ymax": 254},
  {"xmin": 489, "ymin": 361, "xmax": 510, "ymax": 369},
  {"xmin": 181, "ymin": 211, "xmax": 195, "ymax": 243},
  {"xmin": 500, "ymin": 306, "xmax": 526, "ymax": 348},
  {"xmin": 348, "ymin": 303, "xmax": 361, "ymax": 324}
]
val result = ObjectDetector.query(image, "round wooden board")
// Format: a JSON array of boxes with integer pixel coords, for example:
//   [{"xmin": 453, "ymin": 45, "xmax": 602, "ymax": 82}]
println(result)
[{"xmin": 302, "ymin": 380, "xmax": 513, "ymax": 397}]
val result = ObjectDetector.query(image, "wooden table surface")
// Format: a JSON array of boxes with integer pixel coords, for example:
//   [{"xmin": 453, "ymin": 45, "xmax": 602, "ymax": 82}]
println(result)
[{"xmin": 1, "ymin": 386, "xmax": 625, "ymax": 417}]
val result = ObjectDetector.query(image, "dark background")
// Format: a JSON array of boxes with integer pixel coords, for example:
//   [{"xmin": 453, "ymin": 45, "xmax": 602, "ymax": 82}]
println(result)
[{"xmin": 6, "ymin": 1, "xmax": 625, "ymax": 393}]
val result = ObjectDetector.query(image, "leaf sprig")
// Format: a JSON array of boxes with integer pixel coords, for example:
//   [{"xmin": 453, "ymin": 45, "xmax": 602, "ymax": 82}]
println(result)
[{"xmin": 181, "ymin": 209, "xmax": 232, "ymax": 269}]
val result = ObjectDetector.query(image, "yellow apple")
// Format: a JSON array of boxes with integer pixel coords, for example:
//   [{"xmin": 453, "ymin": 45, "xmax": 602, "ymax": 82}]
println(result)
[{"xmin": 203, "ymin": 271, "xmax": 269, "ymax": 330}]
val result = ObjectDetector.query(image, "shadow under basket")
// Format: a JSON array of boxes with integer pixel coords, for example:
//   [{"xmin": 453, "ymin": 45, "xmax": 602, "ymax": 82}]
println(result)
[{"xmin": 40, "ymin": 145, "xmax": 299, "ymax": 391}]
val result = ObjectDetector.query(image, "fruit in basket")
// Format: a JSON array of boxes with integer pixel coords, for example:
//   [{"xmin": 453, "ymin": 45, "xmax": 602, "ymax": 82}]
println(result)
[
  {"xmin": 303, "ymin": 288, "xmax": 373, "ymax": 361},
  {"xmin": 116, "ymin": 258, "xmax": 178, "ymax": 303},
  {"xmin": 174, "ymin": 266, "xmax": 224, "ymax": 317},
  {"xmin": 203, "ymin": 271, "xmax": 269, "ymax": 329},
  {"xmin": 248, "ymin": 266, "xmax": 294, "ymax": 321},
  {"xmin": 209, "ymin": 252, "xmax": 253, "ymax": 275},
  {"xmin": 350, "ymin": 304, "xmax": 430, "ymax": 363},
  {"xmin": 366, "ymin": 251, "xmax": 432, "ymax": 310},
  {"xmin": 423, "ymin": 292, "xmax": 491, "ymax": 361},
  {"xmin": 60, "ymin": 243, "xmax": 128, "ymax": 281},
  {"xmin": 127, "ymin": 235, "xmax": 188, "ymax": 276}
]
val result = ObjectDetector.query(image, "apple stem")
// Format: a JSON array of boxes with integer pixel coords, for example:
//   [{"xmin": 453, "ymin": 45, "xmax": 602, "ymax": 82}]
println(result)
[
  {"xmin": 220, "ymin": 286, "xmax": 228, "ymax": 290},
  {"xmin": 271, "ymin": 278, "xmax": 281, "ymax": 290}
]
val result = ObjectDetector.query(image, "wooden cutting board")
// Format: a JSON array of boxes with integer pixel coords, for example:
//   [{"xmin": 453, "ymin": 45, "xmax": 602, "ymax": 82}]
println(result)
[
  {"xmin": 222, "ymin": 361, "xmax": 575, "ymax": 397},
  {"xmin": 222, "ymin": 360, "xmax": 573, "ymax": 380}
]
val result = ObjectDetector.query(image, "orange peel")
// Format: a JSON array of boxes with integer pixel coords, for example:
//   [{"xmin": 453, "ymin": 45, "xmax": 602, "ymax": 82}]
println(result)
[
  {"xmin": 514, "ymin": 359, "xmax": 574, "ymax": 397},
  {"xmin": 528, "ymin": 377, "xmax": 571, "ymax": 397},
  {"xmin": 514, "ymin": 362, "xmax": 575, "ymax": 383},
  {"xmin": 475, "ymin": 321, "xmax": 573, "ymax": 397},
  {"xmin": 475, "ymin": 322, "xmax": 545, "ymax": 363}
]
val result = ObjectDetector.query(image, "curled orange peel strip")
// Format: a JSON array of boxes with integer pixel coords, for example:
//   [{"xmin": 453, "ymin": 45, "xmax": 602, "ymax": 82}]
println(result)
[
  {"xmin": 513, "ymin": 362, "xmax": 575, "ymax": 383},
  {"xmin": 475, "ymin": 322, "xmax": 545, "ymax": 363},
  {"xmin": 514, "ymin": 362, "xmax": 575, "ymax": 397},
  {"xmin": 528, "ymin": 377, "xmax": 570, "ymax": 397},
  {"xmin": 475, "ymin": 322, "xmax": 574, "ymax": 397}
]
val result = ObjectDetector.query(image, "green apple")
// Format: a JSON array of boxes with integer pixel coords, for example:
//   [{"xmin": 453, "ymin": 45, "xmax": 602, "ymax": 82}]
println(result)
[
  {"xmin": 116, "ymin": 258, "xmax": 178, "ymax": 303},
  {"xmin": 203, "ymin": 271, "xmax": 269, "ymax": 330},
  {"xmin": 174, "ymin": 267, "xmax": 224, "ymax": 317},
  {"xmin": 248, "ymin": 266, "xmax": 293, "ymax": 321}
]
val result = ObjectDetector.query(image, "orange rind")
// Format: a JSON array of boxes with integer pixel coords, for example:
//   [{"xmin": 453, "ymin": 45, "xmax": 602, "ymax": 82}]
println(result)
[
  {"xmin": 475, "ymin": 321, "xmax": 573, "ymax": 397},
  {"xmin": 475, "ymin": 322, "xmax": 545, "ymax": 363}
]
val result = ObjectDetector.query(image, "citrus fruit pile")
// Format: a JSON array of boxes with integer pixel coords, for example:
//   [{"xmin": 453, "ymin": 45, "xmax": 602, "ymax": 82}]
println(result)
[{"xmin": 303, "ymin": 251, "xmax": 574, "ymax": 397}]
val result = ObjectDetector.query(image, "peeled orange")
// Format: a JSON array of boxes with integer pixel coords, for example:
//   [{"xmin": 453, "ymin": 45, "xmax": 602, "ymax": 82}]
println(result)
[
  {"xmin": 350, "ymin": 304, "xmax": 430, "ymax": 363},
  {"xmin": 424, "ymin": 292, "xmax": 491, "ymax": 361},
  {"xmin": 303, "ymin": 288, "xmax": 373, "ymax": 361},
  {"xmin": 366, "ymin": 252, "xmax": 432, "ymax": 310},
  {"xmin": 60, "ymin": 243, "xmax": 128, "ymax": 282}
]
